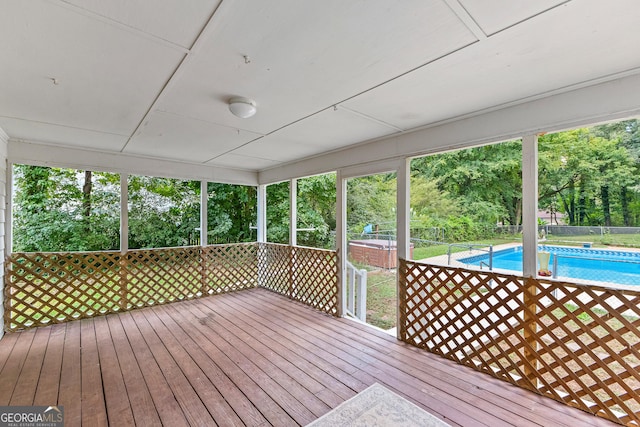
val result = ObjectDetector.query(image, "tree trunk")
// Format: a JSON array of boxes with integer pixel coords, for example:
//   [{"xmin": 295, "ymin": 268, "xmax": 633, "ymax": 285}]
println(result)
[
  {"xmin": 578, "ymin": 185, "xmax": 587, "ymax": 225},
  {"xmin": 601, "ymin": 185, "xmax": 611, "ymax": 226},
  {"xmin": 560, "ymin": 181, "xmax": 576, "ymax": 225},
  {"xmin": 82, "ymin": 171, "xmax": 93, "ymax": 232},
  {"xmin": 621, "ymin": 186, "xmax": 631, "ymax": 226}
]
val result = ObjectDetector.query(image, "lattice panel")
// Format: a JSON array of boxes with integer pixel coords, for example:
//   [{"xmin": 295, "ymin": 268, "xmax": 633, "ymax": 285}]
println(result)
[
  {"xmin": 125, "ymin": 247, "xmax": 203, "ymax": 308},
  {"xmin": 4, "ymin": 251, "xmax": 122, "ymax": 331},
  {"xmin": 290, "ymin": 246, "xmax": 339, "ymax": 316},
  {"xmin": 257, "ymin": 243, "xmax": 292, "ymax": 295},
  {"xmin": 399, "ymin": 259, "xmax": 640, "ymax": 426},
  {"xmin": 202, "ymin": 243, "xmax": 258, "ymax": 294},
  {"xmin": 257, "ymin": 243, "xmax": 339, "ymax": 316}
]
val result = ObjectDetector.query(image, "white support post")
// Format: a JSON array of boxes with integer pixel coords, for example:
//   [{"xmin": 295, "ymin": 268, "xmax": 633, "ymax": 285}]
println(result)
[
  {"xmin": 522, "ymin": 135, "xmax": 539, "ymax": 277},
  {"xmin": 120, "ymin": 174, "xmax": 128, "ymax": 253},
  {"xmin": 396, "ymin": 158, "xmax": 410, "ymax": 339},
  {"xmin": 397, "ymin": 158, "xmax": 410, "ymax": 260},
  {"xmin": 257, "ymin": 184, "xmax": 267, "ymax": 243},
  {"xmin": 289, "ymin": 178, "xmax": 297, "ymax": 246},
  {"xmin": 336, "ymin": 170, "xmax": 347, "ymax": 317},
  {"xmin": 522, "ymin": 134, "xmax": 540, "ymax": 385},
  {"xmin": 4, "ymin": 162, "xmax": 12, "ymax": 257},
  {"xmin": 200, "ymin": 181, "xmax": 208, "ymax": 246},
  {"xmin": 1, "ymin": 134, "xmax": 9, "ymax": 340}
]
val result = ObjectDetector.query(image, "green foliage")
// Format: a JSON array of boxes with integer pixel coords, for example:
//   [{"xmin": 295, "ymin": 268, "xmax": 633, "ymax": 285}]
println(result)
[
  {"xmin": 412, "ymin": 141, "xmax": 522, "ymax": 225},
  {"xmin": 296, "ymin": 173, "xmax": 336, "ymax": 249},
  {"xmin": 13, "ymin": 165, "xmax": 120, "ymax": 251},
  {"xmin": 128, "ymin": 175, "xmax": 200, "ymax": 249},
  {"xmin": 538, "ymin": 125, "xmax": 639, "ymax": 226},
  {"xmin": 347, "ymin": 173, "xmax": 396, "ymax": 235},
  {"xmin": 266, "ymin": 181, "xmax": 290, "ymax": 244},
  {"xmin": 207, "ymin": 182, "xmax": 257, "ymax": 243}
]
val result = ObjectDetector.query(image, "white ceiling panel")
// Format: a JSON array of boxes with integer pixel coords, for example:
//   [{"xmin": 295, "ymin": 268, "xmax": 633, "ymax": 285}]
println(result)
[
  {"xmin": 156, "ymin": 0, "xmax": 477, "ymax": 135},
  {"xmin": 207, "ymin": 153, "xmax": 282, "ymax": 171},
  {"xmin": 125, "ymin": 111, "xmax": 263, "ymax": 162},
  {"xmin": 262, "ymin": 107, "xmax": 400, "ymax": 152},
  {"xmin": 230, "ymin": 135, "xmax": 328, "ymax": 163},
  {"xmin": 0, "ymin": 117, "xmax": 128, "ymax": 151},
  {"xmin": 0, "ymin": 0, "xmax": 183, "ymax": 136},
  {"xmin": 343, "ymin": 0, "xmax": 640, "ymax": 130},
  {"xmin": 58, "ymin": 0, "xmax": 222, "ymax": 49},
  {"xmin": 458, "ymin": 0, "xmax": 567, "ymax": 35}
]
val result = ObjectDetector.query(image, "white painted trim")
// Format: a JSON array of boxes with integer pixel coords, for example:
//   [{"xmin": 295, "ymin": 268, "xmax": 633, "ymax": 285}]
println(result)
[
  {"xmin": 200, "ymin": 180, "xmax": 208, "ymax": 246},
  {"xmin": 0, "ymin": 127, "xmax": 8, "ymax": 143},
  {"xmin": 257, "ymin": 184, "xmax": 267, "ymax": 243},
  {"xmin": 259, "ymin": 71, "xmax": 640, "ymax": 184},
  {"xmin": 4, "ymin": 163, "xmax": 11, "ymax": 257},
  {"xmin": 120, "ymin": 174, "xmax": 128, "ymax": 253},
  {"xmin": 338, "ymin": 159, "xmax": 402, "ymax": 180},
  {"xmin": 289, "ymin": 178, "xmax": 297, "ymax": 246},
  {"xmin": 0, "ymin": 128, "xmax": 7, "ymax": 341},
  {"xmin": 396, "ymin": 157, "xmax": 410, "ymax": 340},
  {"xmin": 9, "ymin": 140, "xmax": 258, "ymax": 185},
  {"xmin": 522, "ymin": 135, "xmax": 538, "ymax": 278},
  {"xmin": 396, "ymin": 158, "xmax": 410, "ymax": 260},
  {"xmin": 442, "ymin": 0, "xmax": 486, "ymax": 40},
  {"xmin": 336, "ymin": 170, "xmax": 347, "ymax": 317}
]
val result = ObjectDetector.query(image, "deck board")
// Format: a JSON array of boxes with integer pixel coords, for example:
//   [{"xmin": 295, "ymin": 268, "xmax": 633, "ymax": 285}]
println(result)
[
  {"xmin": 0, "ymin": 287, "xmax": 619, "ymax": 427},
  {"xmin": 33, "ymin": 323, "xmax": 65, "ymax": 406},
  {"xmin": 80, "ymin": 318, "xmax": 108, "ymax": 427},
  {"xmin": 105, "ymin": 314, "xmax": 162, "ymax": 426}
]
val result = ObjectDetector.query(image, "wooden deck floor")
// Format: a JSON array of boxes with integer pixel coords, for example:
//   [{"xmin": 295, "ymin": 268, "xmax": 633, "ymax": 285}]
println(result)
[{"xmin": 0, "ymin": 287, "xmax": 617, "ymax": 427}]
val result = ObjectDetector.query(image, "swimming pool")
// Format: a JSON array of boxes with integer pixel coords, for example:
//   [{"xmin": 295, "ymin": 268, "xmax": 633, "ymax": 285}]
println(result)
[{"xmin": 459, "ymin": 245, "xmax": 640, "ymax": 285}]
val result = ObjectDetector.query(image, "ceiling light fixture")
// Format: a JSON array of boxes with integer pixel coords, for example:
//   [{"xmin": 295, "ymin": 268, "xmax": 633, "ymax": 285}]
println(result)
[{"xmin": 228, "ymin": 97, "xmax": 257, "ymax": 118}]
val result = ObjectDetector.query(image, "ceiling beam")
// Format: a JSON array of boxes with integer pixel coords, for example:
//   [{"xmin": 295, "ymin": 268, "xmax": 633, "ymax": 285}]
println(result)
[{"xmin": 8, "ymin": 140, "xmax": 258, "ymax": 185}]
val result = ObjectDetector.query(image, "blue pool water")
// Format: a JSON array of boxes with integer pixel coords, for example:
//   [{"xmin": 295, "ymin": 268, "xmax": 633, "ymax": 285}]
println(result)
[{"xmin": 459, "ymin": 245, "xmax": 640, "ymax": 286}]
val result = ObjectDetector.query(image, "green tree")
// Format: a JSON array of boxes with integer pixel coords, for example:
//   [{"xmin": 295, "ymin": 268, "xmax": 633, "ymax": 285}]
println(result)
[
  {"xmin": 539, "ymin": 127, "xmax": 638, "ymax": 226},
  {"xmin": 266, "ymin": 181, "xmax": 290, "ymax": 244},
  {"xmin": 13, "ymin": 165, "xmax": 120, "ymax": 251},
  {"xmin": 347, "ymin": 173, "xmax": 396, "ymax": 236},
  {"xmin": 128, "ymin": 175, "xmax": 199, "ymax": 249},
  {"xmin": 207, "ymin": 183, "xmax": 257, "ymax": 243},
  {"xmin": 297, "ymin": 173, "xmax": 336, "ymax": 248},
  {"xmin": 412, "ymin": 141, "xmax": 522, "ymax": 225}
]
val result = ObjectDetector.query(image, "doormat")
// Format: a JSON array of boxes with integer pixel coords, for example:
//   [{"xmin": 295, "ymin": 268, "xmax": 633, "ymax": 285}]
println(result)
[{"xmin": 306, "ymin": 383, "xmax": 452, "ymax": 427}]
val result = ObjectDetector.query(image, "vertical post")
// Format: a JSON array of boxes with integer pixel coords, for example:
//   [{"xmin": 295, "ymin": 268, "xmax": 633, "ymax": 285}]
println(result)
[
  {"xmin": 256, "ymin": 184, "xmax": 267, "ymax": 289},
  {"xmin": 257, "ymin": 184, "xmax": 267, "ymax": 243},
  {"xmin": 289, "ymin": 179, "xmax": 297, "ymax": 297},
  {"xmin": 4, "ymin": 162, "xmax": 11, "ymax": 257},
  {"xmin": 396, "ymin": 158, "xmax": 410, "ymax": 340},
  {"xmin": 200, "ymin": 181, "xmax": 208, "ymax": 246},
  {"xmin": 1, "ymin": 133, "xmax": 10, "ymax": 338},
  {"xmin": 522, "ymin": 134, "xmax": 539, "ymax": 387},
  {"xmin": 120, "ymin": 174, "xmax": 129, "ymax": 311},
  {"xmin": 336, "ymin": 170, "xmax": 347, "ymax": 317},
  {"xmin": 290, "ymin": 178, "xmax": 297, "ymax": 247},
  {"xmin": 522, "ymin": 134, "xmax": 538, "ymax": 278},
  {"xmin": 347, "ymin": 264, "xmax": 355, "ymax": 314},
  {"xmin": 200, "ymin": 180, "xmax": 208, "ymax": 295},
  {"xmin": 357, "ymin": 269, "xmax": 367, "ymax": 322}
]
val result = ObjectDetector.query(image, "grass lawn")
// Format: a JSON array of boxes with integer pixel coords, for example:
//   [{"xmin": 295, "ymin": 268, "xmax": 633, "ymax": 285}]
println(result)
[
  {"xmin": 545, "ymin": 233, "xmax": 640, "ymax": 248},
  {"xmin": 364, "ymin": 269, "xmax": 397, "ymax": 330}
]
